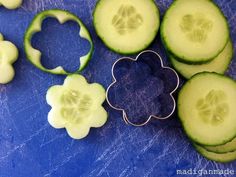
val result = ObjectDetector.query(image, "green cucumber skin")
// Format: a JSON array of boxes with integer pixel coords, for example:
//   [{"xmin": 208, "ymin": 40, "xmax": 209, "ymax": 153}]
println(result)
[
  {"xmin": 93, "ymin": 0, "xmax": 160, "ymax": 55},
  {"xmin": 24, "ymin": 9, "xmax": 94, "ymax": 75},
  {"xmin": 194, "ymin": 144, "xmax": 236, "ymax": 163},
  {"xmin": 178, "ymin": 72, "xmax": 236, "ymax": 146},
  {"xmin": 160, "ymin": 0, "xmax": 230, "ymax": 64},
  {"xmin": 169, "ymin": 40, "xmax": 234, "ymax": 79}
]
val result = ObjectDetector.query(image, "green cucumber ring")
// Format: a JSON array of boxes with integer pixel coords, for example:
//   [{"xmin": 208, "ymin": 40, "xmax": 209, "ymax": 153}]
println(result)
[{"xmin": 24, "ymin": 9, "xmax": 94, "ymax": 75}]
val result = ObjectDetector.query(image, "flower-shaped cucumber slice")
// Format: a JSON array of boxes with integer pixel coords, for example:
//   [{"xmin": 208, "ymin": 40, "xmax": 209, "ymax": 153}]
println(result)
[
  {"xmin": 46, "ymin": 74, "xmax": 107, "ymax": 139},
  {"xmin": 106, "ymin": 50, "xmax": 179, "ymax": 126},
  {"xmin": 24, "ymin": 9, "xmax": 94, "ymax": 75},
  {"xmin": 0, "ymin": 0, "xmax": 22, "ymax": 9},
  {"xmin": 0, "ymin": 33, "xmax": 19, "ymax": 84}
]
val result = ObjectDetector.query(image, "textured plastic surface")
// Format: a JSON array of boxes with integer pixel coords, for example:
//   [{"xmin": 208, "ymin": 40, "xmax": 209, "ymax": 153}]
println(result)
[{"xmin": 0, "ymin": 0, "xmax": 236, "ymax": 177}]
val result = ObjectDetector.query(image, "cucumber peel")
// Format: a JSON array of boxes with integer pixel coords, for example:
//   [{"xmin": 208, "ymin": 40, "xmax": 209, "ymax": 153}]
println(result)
[
  {"xmin": 24, "ymin": 9, "xmax": 94, "ymax": 75},
  {"xmin": 46, "ymin": 74, "xmax": 108, "ymax": 139},
  {"xmin": 0, "ymin": 33, "xmax": 19, "ymax": 84},
  {"xmin": 0, "ymin": 0, "xmax": 22, "ymax": 9}
]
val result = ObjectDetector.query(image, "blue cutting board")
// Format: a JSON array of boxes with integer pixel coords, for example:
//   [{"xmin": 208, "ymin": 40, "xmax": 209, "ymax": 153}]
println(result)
[{"xmin": 0, "ymin": 0, "xmax": 236, "ymax": 177}]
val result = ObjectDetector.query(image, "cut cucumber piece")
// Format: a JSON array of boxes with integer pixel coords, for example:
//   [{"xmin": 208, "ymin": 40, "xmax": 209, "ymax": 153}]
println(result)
[
  {"xmin": 0, "ymin": 33, "xmax": 19, "ymax": 84},
  {"xmin": 161, "ymin": 0, "xmax": 229, "ymax": 63},
  {"xmin": 0, "ymin": 0, "xmax": 22, "ymax": 9},
  {"xmin": 194, "ymin": 144, "xmax": 236, "ymax": 163},
  {"xmin": 170, "ymin": 40, "xmax": 233, "ymax": 79},
  {"xmin": 46, "ymin": 74, "xmax": 108, "ymax": 139},
  {"xmin": 178, "ymin": 72, "xmax": 236, "ymax": 146},
  {"xmin": 93, "ymin": 0, "xmax": 160, "ymax": 54},
  {"xmin": 24, "ymin": 9, "xmax": 94, "ymax": 75},
  {"xmin": 203, "ymin": 137, "xmax": 236, "ymax": 154}
]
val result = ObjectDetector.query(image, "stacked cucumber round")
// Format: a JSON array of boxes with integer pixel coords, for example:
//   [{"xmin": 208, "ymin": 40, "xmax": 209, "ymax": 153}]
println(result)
[
  {"xmin": 161, "ymin": 0, "xmax": 233, "ymax": 79},
  {"xmin": 178, "ymin": 73, "xmax": 236, "ymax": 163},
  {"xmin": 162, "ymin": 0, "xmax": 236, "ymax": 163}
]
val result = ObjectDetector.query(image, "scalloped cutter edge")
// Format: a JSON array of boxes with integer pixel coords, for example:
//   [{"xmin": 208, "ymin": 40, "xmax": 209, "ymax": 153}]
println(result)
[{"xmin": 106, "ymin": 50, "xmax": 180, "ymax": 127}]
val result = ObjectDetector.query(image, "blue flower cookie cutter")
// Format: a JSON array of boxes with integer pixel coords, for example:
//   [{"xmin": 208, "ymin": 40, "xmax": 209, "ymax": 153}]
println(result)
[{"xmin": 106, "ymin": 50, "xmax": 180, "ymax": 127}]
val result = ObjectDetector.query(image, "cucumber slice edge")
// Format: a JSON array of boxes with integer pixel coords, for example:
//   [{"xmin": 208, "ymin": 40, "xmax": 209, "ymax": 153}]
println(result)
[
  {"xmin": 169, "ymin": 40, "xmax": 233, "ymax": 79},
  {"xmin": 194, "ymin": 144, "xmax": 236, "ymax": 163}
]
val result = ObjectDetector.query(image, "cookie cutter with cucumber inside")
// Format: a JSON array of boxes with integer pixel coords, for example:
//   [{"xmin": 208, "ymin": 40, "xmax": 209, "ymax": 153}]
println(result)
[{"xmin": 106, "ymin": 50, "xmax": 180, "ymax": 127}]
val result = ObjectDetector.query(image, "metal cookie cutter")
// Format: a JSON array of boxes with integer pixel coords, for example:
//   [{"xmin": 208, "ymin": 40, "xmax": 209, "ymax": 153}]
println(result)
[{"xmin": 106, "ymin": 50, "xmax": 180, "ymax": 127}]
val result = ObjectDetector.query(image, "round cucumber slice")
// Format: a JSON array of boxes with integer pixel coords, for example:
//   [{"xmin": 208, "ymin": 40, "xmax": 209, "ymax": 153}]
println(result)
[
  {"xmin": 170, "ymin": 40, "xmax": 233, "ymax": 79},
  {"xmin": 24, "ymin": 9, "xmax": 94, "ymax": 75},
  {"xmin": 161, "ymin": 0, "xmax": 229, "ymax": 63},
  {"xmin": 194, "ymin": 144, "xmax": 236, "ymax": 163},
  {"xmin": 203, "ymin": 137, "xmax": 236, "ymax": 154},
  {"xmin": 93, "ymin": 0, "xmax": 160, "ymax": 54},
  {"xmin": 178, "ymin": 72, "xmax": 236, "ymax": 146}
]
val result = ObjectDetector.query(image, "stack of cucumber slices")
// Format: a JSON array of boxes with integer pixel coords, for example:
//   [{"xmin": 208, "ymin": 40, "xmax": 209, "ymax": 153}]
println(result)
[
  {"xmin": 162, "ymin": 0, "xmax": 236, "ymax": 163},
  {"xmin": 178, "ymin": 72, "xmax": 236, "ymax": 163},
  {"xmin": 161, "ymin": 0, "xmax": 233, "ymax": 79}
]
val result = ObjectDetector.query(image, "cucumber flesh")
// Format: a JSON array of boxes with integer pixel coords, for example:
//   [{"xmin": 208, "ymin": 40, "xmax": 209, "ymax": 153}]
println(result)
[
  {"xmin": 170, "ymin": 40, "xmax": 233, "ymax": 79},
  {"xmin": 0, "ymin": 34, "xmax": 19, "ymax": 84},
  {"xmin": 24, "ymin": 9, "xmax": 94, "ymax": 75},
  {"xmin": 178, "ymin": 72, "xmax": 236, "ymax": 146},
  {"xmin": 93, "ymin": 0, "xmax": 160, "ymax": 54},
  {"xmin": 161, "ymin": 0, "xmax": 229, "ymax": 63},
  {"xmin": 46, "ymin": 74, "xmax": 108, "ymax": 139},
  {"xmin": 194, "ymin": 144, "xmax": 236, "ymax": 163},
  {"xmin": 0, "ymin": 0, "xmax": 22, "ymax": 9},
  {"xmin": 203, "ymin": 137, "xmax": 236, "ymax": 154}
]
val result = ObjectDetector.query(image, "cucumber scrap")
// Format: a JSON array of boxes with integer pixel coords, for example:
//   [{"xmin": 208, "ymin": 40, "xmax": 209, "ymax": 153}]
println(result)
[
  {"xmin": 0, "ymin": 33, "xmax": 19, "ymax": 84},
  {"xmin": 161, "ymin": 0, "xmax": 229, "ymax": 64},
  {"xmin": 0, "ymin": 0, "xmax": 22, "ymax": 9},
  {"xmin": 93, "ymin": 0, "xmax": 160, "ymax": 54},
  {"xmin": 170, "ymin": 40, "xmax": 233, "ymax": 79},
  {"xmin": 178, "ymin": 72, "xmax": 236, "ymax": 146},
  {"xmin": 24, "ymin": 9, "xmax": 94, "ymax": 75},
  {"xmin": 194, "ymin": 144, "xmax": 236, "ymax": 163},
  {"xmin": 46, "ymin": 74, "xmax": 107, "ymax": 139}
]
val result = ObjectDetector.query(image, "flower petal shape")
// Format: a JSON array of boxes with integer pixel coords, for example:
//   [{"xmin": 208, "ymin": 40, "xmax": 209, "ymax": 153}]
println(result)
[
  {"xmin": 0, "ymin": 34, "xmax": 19, "ymax": 84},
  {"xmin": 46, "ymin": 74, "xmax": 108, "ymax": 139}
]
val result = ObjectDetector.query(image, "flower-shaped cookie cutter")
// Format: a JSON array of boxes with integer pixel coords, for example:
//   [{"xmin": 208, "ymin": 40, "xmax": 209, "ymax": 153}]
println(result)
[{"xmin": 106, "ymin": 50, "xmax": 180, "ymax": 127}]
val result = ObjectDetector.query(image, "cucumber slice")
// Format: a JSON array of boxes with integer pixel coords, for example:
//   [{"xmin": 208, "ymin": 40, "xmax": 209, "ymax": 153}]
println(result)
[
  {"xmin": 178, "ymin": 72, "xmax": 236, "ymax": 146},
  {"xmin": 24, "ymin": 9, "xmax": 94, "ymax": 75},
  {"xmin": 194, "ymin": 144, "xmax": 236, "ymax": 163},
  {"xmin": 0, "ymin": 0, "xmax": 22, "ymax": 9},
  {"xmin": 203, "ymin": 137, "xmax": 236, "ymax": 154},
  {"xmin": 93, "ymin": 0, "xmax": 160, "ymax": 54},
  {"xmin": 0, "ymin": 34, "xmax": 19, "ymax": 84},
  {"xmin": 46, "ymin": 74, "xmax": 108, "ymax": 139},
  {"xmin": 161, "ymin": 0, "xmax": 229, "ymax": 63},
  {"xmin": 170, "ymin": 40, "xmax": 233, "ymax": 79}
]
